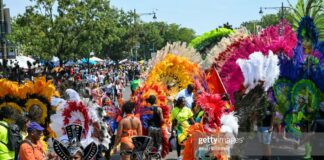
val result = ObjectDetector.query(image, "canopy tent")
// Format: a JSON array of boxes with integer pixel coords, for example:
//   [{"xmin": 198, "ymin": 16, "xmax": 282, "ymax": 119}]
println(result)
[
  {"xmin": 90, "ymin": 56, "xmax": 105, "ymax": 62},
  {"xmin": 81, "ymin": 58, "xmax": 97, "ymax": 65},
  {"xmin": 119, "ymin": 59, "xmax": 128, "ymax": 64},
  {"xmin": 51, "ymin": 56, "xmax": 60, "ymax": 67},
  {"xmin": 64, "ymin": 60, "xmax": 75, "ymax": 66},
  {"xmin": 16, "ymin": 56, "xmax": 36, "ymax": 69},
  {"xmin": 0, "ymin": 56, "xmax": 37, "ymax": 69}
]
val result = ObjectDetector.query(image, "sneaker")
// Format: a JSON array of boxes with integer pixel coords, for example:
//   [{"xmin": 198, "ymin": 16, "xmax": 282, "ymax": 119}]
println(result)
[{"xmin": 177, "ymin": 156, "xmax": 183, "ymax": 160}]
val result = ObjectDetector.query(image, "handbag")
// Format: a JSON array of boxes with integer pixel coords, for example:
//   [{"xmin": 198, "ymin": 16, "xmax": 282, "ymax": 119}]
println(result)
[
  {"xmin": 168, "ymin": 108, "xmax": 183, "ymax": 151},
  {"xmin": 169, "ymin": 134, "xmax": 177, "ymax": 151}
]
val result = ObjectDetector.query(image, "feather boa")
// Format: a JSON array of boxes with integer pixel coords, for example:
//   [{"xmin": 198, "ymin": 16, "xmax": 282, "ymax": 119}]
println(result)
[{"xmin": 161, "ymin": 127, "xmax": 170, "ymax": 158}]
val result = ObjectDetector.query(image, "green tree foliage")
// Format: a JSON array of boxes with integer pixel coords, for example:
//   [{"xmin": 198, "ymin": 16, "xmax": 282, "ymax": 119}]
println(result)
[
  {"xmin": 241, "ymin": 9, "xmax": 294, "ymax": 34},
  {"xmin": 218, "ymin": 22, "xmax": 233, "ymax": 30},
  {"xmin": 7, "ymin": 0, "xmax": 196, "ymax": 62}
]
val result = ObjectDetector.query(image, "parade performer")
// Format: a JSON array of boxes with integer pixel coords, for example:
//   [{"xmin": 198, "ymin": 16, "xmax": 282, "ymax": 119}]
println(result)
[
  {"xmin": 52, "ymin": 124, "xmax": 98, "ymax": 160},
  {"xmin": 0, "ymin": 77, "xmax": 59, "ymax": 158},
  {"xmin": 171, "ymin": 97, "xmax": 195, "ymax": 159},
  {"xmin": 50, "ymin": 89, "xmax": 110, "ymax": 159},
  {"xmin": 182, "ymin": 92, "xmax": 239, "ymax": 160},
  {"xmin": 113, "ymin": 101, "xmax": 142, "ymax": 160},
  {"xmin": 132, "ymin": 83, "xmax": 171, "ymax": 158}
]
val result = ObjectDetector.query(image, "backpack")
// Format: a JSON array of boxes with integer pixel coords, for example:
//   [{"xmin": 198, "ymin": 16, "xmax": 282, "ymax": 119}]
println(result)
[{"xmin": 0, "ymin": 122, "xmax": 22, "ymax": 151}]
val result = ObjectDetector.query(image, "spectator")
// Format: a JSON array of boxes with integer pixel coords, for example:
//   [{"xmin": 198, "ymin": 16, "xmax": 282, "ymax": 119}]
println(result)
[
  {"xmin": 130, "ymin": 75, "xmax": 141, "ymax": 95},
  {"xmin": 175, "ymin": 84, "xmax": 194, "ymax": 109},
  {"xmin": 19, "ymin": 122, "xmax": 46, "ymax": 160},
  {"xmin": 0, "ymin": 106, "xmax": 15, "ymax": 160}
]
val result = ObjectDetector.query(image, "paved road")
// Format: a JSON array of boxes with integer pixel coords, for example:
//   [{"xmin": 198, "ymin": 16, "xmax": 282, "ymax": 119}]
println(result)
[
  {"xmin": 109, "ymin": 86, "xmax": 179, "ymax": 159},
  {"xmin": 112, "ymin": 86, "xmax": 304, "ymax": 160}
]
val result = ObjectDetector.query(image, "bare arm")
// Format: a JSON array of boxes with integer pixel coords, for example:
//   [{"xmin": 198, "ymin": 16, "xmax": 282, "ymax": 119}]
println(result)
[
  {"xmin": 114, "ymin": 119, "xmax": 123, "ymax": 147},
  {"xmin": 189, "ymin": 117, "xmax": 195, "ymax": 125},
  {"xmin": 158, "ymin": 108, "xmax": 165, "ymax": 124}
]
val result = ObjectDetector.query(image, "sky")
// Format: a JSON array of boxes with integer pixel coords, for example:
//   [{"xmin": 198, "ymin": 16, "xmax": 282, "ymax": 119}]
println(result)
[{"xmin": 4, "ymin": 0, "xmax": 298, "ymax": 35}]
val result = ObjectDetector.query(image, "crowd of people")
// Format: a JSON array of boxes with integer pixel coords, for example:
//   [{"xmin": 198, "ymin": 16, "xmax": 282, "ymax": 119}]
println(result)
[{"xmin": 0, "ymin": 59, "xmax": 323, "ymax": 160}]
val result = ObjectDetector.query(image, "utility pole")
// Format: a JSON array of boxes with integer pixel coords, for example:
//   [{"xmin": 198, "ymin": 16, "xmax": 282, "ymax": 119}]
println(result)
[
  {"xmin": 259, "ymin": 2, "xmax": 292, "ymax": 36},
  {"xmin": 0, "ymin": 0, "xmax": 6, "ymax": 60},
  {"xmin": 0, "ymin": 0, "xmax": 14, "ymax": 79}
]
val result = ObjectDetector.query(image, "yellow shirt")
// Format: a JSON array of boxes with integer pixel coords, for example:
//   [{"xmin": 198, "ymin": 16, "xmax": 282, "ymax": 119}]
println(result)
[
  {"xmin": 171, "ymin": 107, "xmax": 193, "ymax": 123},
  {"xmin": 0, "ymin": 121, "xmax": 15, "ymax": 160}
]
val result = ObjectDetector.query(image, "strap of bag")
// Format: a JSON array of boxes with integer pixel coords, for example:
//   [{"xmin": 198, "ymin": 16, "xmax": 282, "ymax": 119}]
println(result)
[
  {"xmin": 21, "ymin": 139, "xmax": 34, "ymax": 151},
  {"xmin": 0, "ymin": 122, "xmax": 8, "ymax": 146}
]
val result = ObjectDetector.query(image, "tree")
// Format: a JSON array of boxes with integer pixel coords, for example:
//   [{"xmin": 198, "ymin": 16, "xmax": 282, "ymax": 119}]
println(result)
[
  {"xmin": 241, "ymin": 20, "xmax": 260, "ymax": 34},
  {"xmin": 241, "ymin": 10, "xmax": 294, "ymax": 34},
  {"xmin": 219, "ymin": 22, "xmax": 233, "ymax": 30},
  {"xmin": 7, "ymin": 0, "xmax": 197, "ymax": 62},
  {"xmin": 8, "ymin": 0, "xmax": 121, "ymax": 63}
]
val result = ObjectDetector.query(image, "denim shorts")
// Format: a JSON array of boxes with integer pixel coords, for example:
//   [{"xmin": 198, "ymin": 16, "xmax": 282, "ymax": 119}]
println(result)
[{"xmin": 258, "ymin": 127, "xmax": 272, "ymax": 145}]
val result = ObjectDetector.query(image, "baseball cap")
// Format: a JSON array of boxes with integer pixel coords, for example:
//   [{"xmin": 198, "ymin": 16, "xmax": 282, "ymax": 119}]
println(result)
[{"xmin": 27, "ymin": 122, "xmax": 45, "ymax": 133}]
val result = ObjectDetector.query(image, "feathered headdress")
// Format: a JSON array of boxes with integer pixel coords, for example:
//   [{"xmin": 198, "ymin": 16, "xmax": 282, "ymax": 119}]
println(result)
[
  {"xmin": 132, "ymin": 83, "xmax": 171, "ymax": 158},
  {"xmin": 0, "ymin": 79, "xmax": 24, "ymax": 115},
  {"xmin": 50, "ymin": 89, "xmax": 90, "ymax": 139},
  {"xmin": 146, "ymin": 54, "xmax": 203, "ymax": 97},
  {"xmin": 236, "ymin": 51, "xmax": 280, "ymax": 93},
  {"xmin": 216, "ymin": 22, "xmax": 296, "ymax": 103},
  {"xmin": 148, "ymin": 42, "xmax": 202, "ymax": 72},
  {"xmin": 201, "ymin": 28, "xmax": 248, "ymax": 70},
  {"xmin": 53, "ymin": 124, "xmax": 98, "ymax": 160},
  {"xmin": 196, "ymin": 92, "xmax": 225, "ymax": 131},
  {"xmin": 24, "ymin": 77, "xmax": 59, "ymax": 125}
]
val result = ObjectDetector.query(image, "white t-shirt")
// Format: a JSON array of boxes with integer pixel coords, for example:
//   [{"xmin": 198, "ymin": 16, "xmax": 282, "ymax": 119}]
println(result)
[
  {"xmin": 98, "ymin": 75, "xmax": 105, "ymax": 84},
  {"xmin": 175, "ymin": 89, "xmax": 194, "ymax": 109}
]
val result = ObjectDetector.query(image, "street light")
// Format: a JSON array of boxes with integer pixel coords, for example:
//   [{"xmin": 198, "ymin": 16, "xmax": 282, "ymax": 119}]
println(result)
[
  {"xmin": 131, "ymin": 9, "xmax": 157, "ymax": 62},
  {"xmin": 259, "ymin": 2, "xmax": 292, "ymax": 36}
]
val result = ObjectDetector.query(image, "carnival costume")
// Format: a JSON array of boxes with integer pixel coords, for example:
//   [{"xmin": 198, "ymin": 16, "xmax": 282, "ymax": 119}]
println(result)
[
  {"xmin": 0, "ymin": 77, "xmax": 59, "ymax": 153},
  {"xmin": 132, "ymin": 83, "xmax": 171, "ymax": 158},
  {"xmin": 50, "ymin": 89, "xmax": 110, "ymax": 155},
  {"xmin": 52, "ymin": 124, "xmax": 98, "ymax": 160}
]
